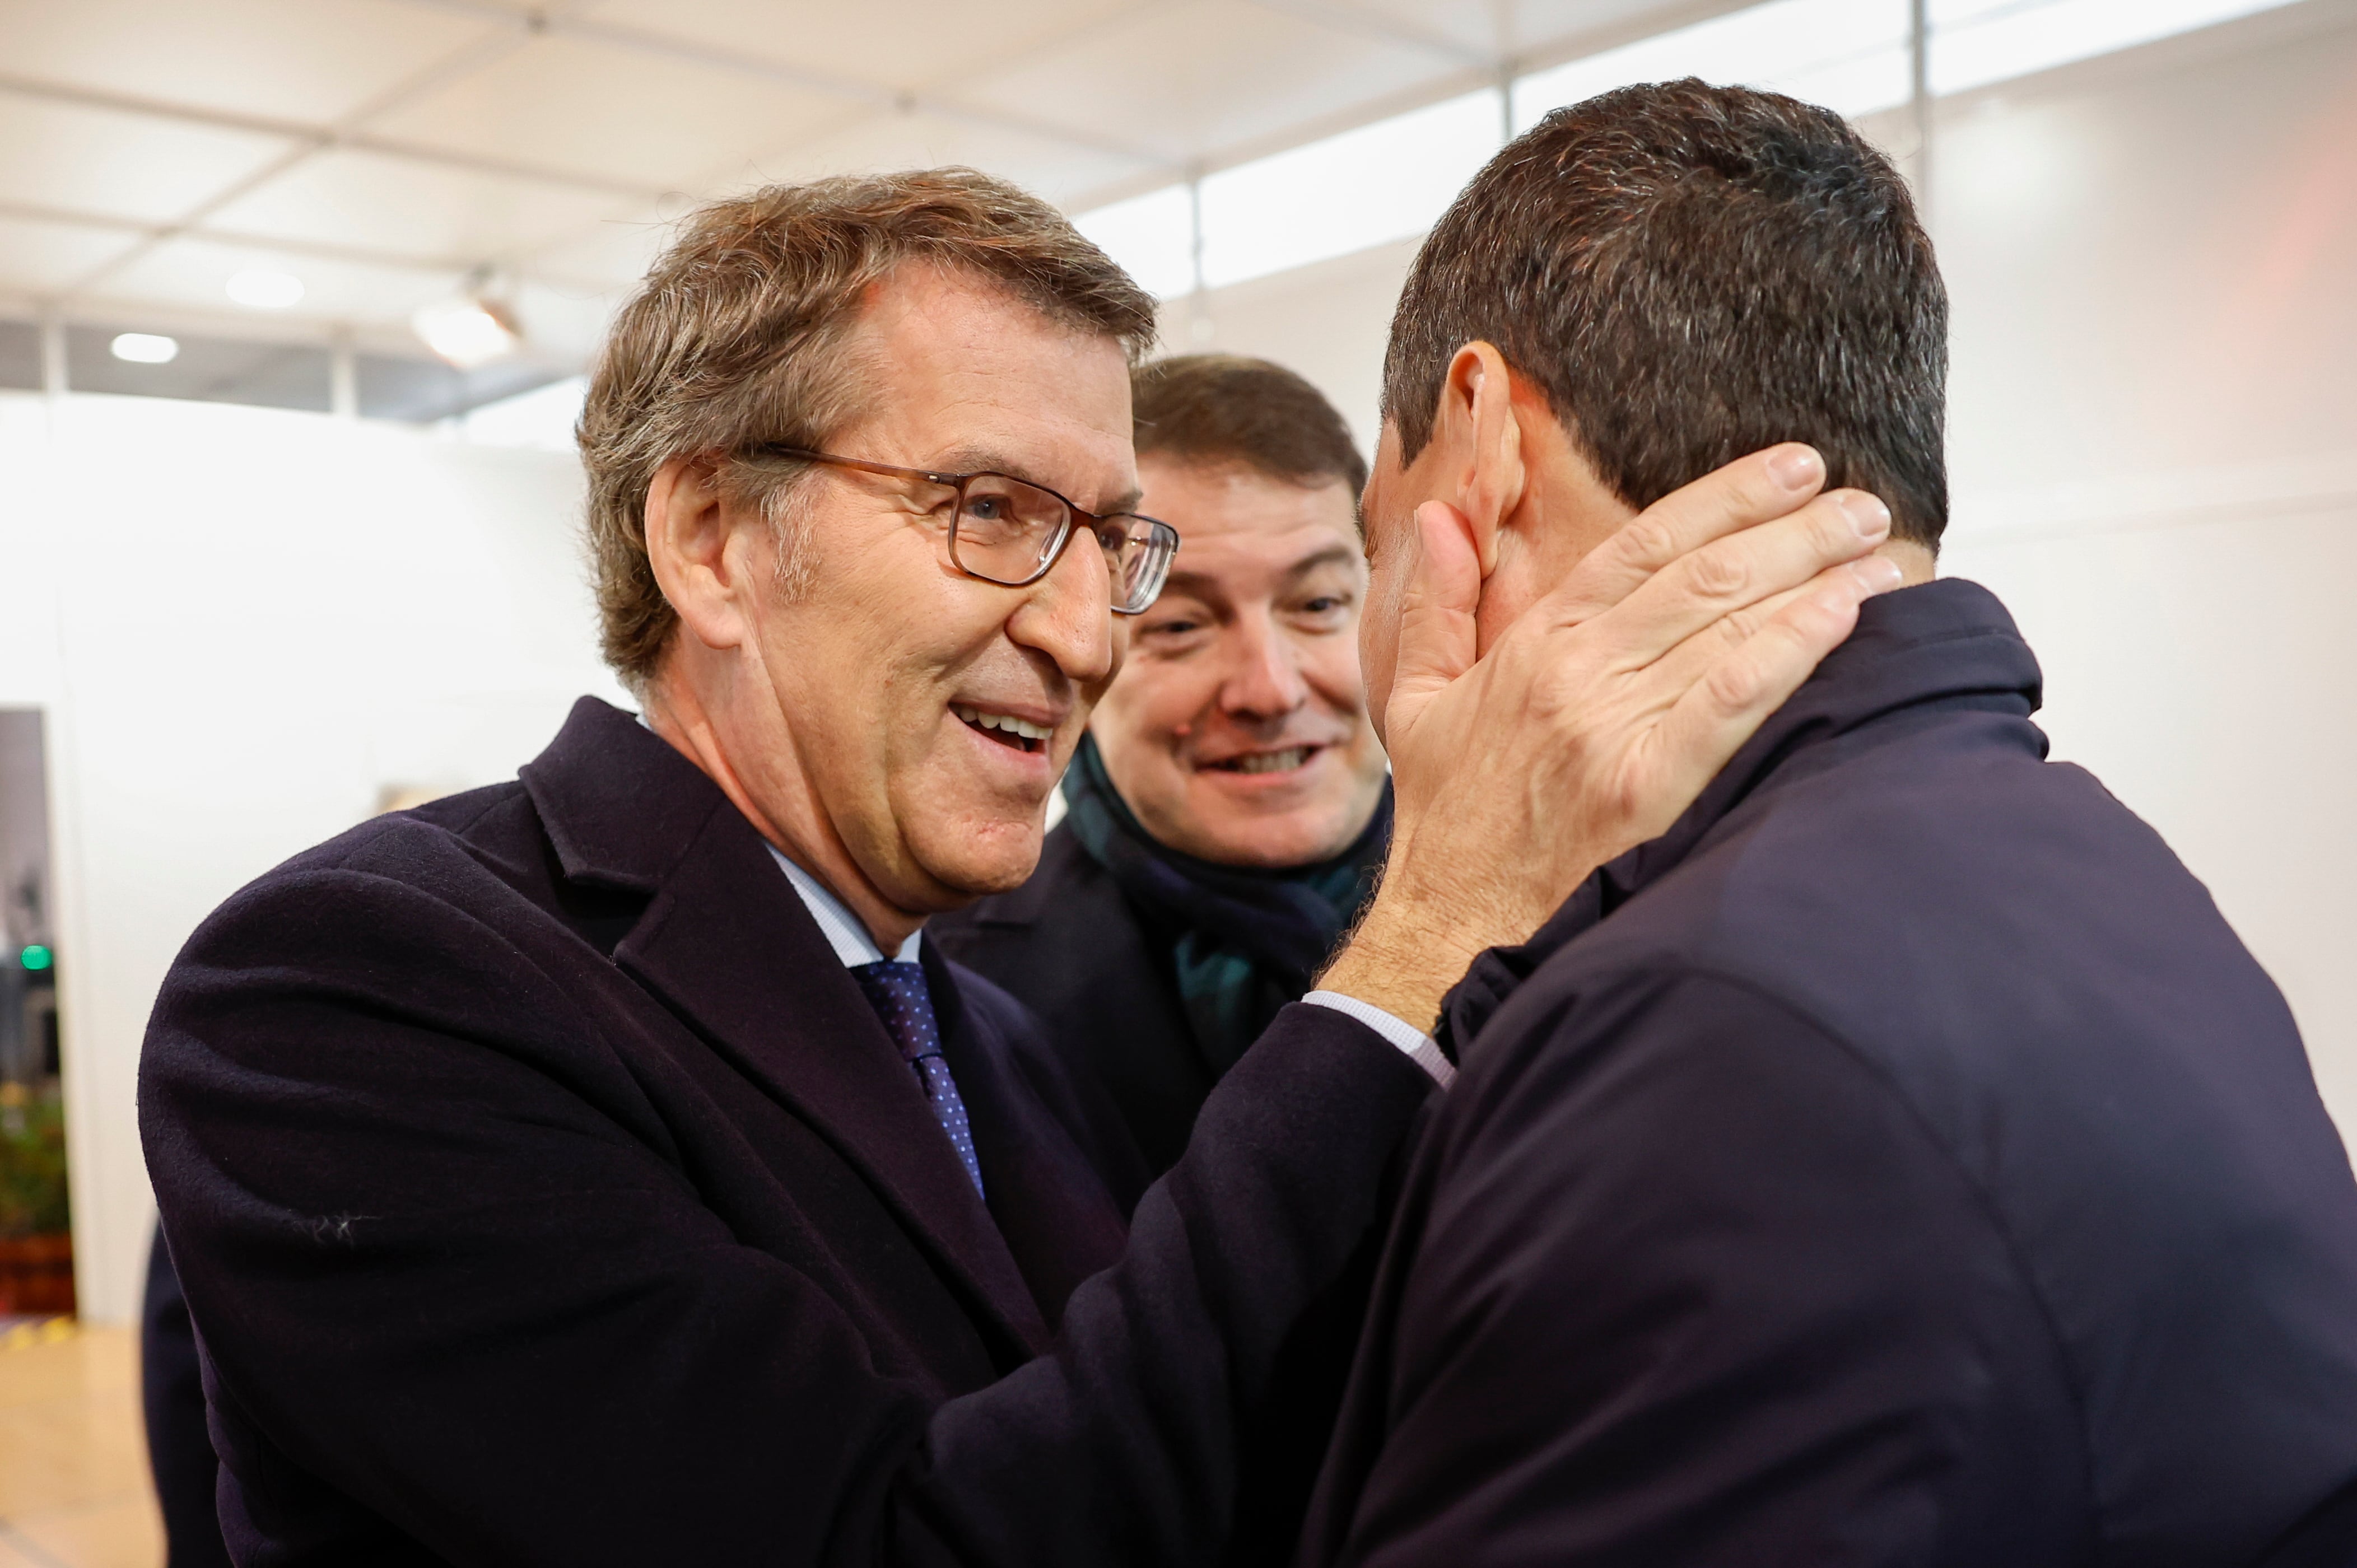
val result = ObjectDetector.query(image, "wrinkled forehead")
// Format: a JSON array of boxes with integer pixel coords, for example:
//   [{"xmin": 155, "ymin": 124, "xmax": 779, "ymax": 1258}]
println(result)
[{"xmin": 835, "ymin": 263, "xmax": 1140, "ymax": 513}]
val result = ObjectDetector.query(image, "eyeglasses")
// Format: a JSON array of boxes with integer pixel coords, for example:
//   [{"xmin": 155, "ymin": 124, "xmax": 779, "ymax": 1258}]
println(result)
[{"xmin": 750, "ymin": 446, "xmax": 1180, "ymax": 615}]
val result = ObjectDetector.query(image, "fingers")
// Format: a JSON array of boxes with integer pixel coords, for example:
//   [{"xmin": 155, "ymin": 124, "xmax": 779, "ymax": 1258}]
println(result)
[
  {"xmin": 1385, "ymin": 500, "xmax": 1484, "ymax": 711},
  {"xmin": 1633, "ymin": 576, "xmax": 1821, "ymax": 696},
  {"xmin": 1550, "ymin": 444, "xmax": 1828, "ymax": 618},
  {"xmin": 1647, "ymin": 556, "xmax": 1904, "ymax": 793},
  {"xmin": 1572, "ymin": 487, "xmax": 1891, "ymax": 669}
]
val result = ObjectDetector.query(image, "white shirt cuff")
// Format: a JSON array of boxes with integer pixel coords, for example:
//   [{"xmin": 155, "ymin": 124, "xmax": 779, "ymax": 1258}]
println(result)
[{"xmin": 1302, "ymin": 990, "xmax": 1455, "ymax": 1089}]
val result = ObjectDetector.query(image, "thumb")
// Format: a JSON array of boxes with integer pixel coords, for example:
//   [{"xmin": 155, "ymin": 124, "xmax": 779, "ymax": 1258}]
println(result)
[{"xmin": 1388, "ymin": 501, "xmax": 1483, "ymax": 718}]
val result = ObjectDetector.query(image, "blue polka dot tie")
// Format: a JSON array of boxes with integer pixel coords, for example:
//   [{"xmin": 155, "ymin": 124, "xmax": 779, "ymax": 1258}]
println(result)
[{"xmin": 850, "ymin": 961, "xmax": 985, "ymax": 1200}]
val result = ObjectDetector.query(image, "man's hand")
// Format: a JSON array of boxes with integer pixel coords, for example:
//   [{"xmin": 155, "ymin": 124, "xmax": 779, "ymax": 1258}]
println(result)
[{"xmin": 1321, "ymin": 444, "xmax": 1903, "ymax": 1034}]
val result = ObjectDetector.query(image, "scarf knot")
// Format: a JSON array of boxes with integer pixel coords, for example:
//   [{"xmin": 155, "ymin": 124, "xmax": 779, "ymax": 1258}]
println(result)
[{"xmin": 1061, "ymin": 735, "xmax": 1392, "ymax": 1074}]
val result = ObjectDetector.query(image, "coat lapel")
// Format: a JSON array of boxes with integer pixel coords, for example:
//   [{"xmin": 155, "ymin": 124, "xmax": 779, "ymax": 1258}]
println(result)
[
  {"xmin": 520, "ymin": 699, "xmax": 1051, "ymax": 1360},
  {"xmin": 924, "ymin": 942, "xmax": 1128, "ymax": 1329}
]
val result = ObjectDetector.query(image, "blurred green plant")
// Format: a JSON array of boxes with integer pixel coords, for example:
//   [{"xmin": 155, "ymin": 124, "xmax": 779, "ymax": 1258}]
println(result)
[{"xmin": 0, "ymin": 1082, "xmax": 69, "ymax": 1237}]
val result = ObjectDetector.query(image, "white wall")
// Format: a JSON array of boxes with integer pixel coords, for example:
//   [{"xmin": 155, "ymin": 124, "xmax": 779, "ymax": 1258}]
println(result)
[
  {"xmin": 1934, "ymin": 0, "xmax": 2357, "ymax": 1137},
  {"xmin": 1182, "ymin": 6, "xmax": 2357, "ymax": 1142},
  {"xmin": 0, "ymin": 391, "xmax": 618, "ymax": 1322},
  {"xmin": 1158, "ymin": 236, "xmax": 1422, "ymax": 455}
]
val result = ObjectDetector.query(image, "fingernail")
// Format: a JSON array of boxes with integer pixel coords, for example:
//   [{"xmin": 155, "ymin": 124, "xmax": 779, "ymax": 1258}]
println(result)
[
  {"xmin": 1768, "ymin": 446, "xmax": 1823, "ymax": 490},
  {"xmin": 1850, "ymin": 556, "xmax": 1904, "ymax": 592},
  {"xmin": 1841, "ymin": 493, "xmax": 1892, "ymax": 540}
]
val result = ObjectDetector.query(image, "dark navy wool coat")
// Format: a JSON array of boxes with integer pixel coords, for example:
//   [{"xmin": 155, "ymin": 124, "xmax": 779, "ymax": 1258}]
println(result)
[
  {"xmin": 139, "ymin": 698, "xmax": 1432, "ymax": 1567},
  {"xmin": 1300, "ymin": 580, "xmax": 2357, "ymax": 1568}
]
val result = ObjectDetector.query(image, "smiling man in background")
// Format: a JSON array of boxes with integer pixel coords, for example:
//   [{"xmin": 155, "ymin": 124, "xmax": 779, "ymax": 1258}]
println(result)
[{"xmin": 935, "ymin": 355, "xmax": 1390, "ymax": 1204}]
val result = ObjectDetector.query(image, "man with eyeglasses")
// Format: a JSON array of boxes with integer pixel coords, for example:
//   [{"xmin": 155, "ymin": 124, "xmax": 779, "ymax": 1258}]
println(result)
[{"xmin": 138, "ymin": 171, "xmax": 1898, "ymax": 1566}]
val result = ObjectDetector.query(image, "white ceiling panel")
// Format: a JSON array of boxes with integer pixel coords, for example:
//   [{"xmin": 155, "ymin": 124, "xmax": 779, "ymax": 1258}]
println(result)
[
  {"xmin": 97, "ymin": 235, "xmax": 462, "ymax": 325},
  {"xmin": 0, "ymin": 0, "xmax": 499, "ymax": 125},
  {"xmin": 0, "ymin": 0, "xmax": 1836, "ymax": 379},
  {"xmin": 1510, "ymin": 0, "xmax": 1744, "ymax": 57},
  {"xmin": 744, "ymin": 108, "xmax": 1153, "ymax": 207},
  {"xmin": 365, "ymin": 31, "xmax": 865, "ymax": 190},
  {"xmin": 206, "ymin": 149, "xmax": 641, "ymax": 265},
  {"xmin": 511, "ymin": 275, "xmax": 625, "ymax": 362},
  {"xmin": 942, "ymin": 0, "xmax": 1455, "ymax": 166},
  {"xmin": 1319, "ymin": 0, "xmax": 1721, "ymax": 63},
  {"xmin": 0, "ymin": 212, "xmax": 145, "ymax": 295},
  {"xmin": 586, "ymin": 0, "xmax": 1154, "ymax": 96},
  {"xmin": 0, "ymin": 94, "xmax": 295, "ymax": 225},
  {"xmin": 523, "ymin": 207, "xmax": 679, "ymax": 290},
  {"xmin": 1248, "ymin": 0, "xmax": 1497, "ymax": 62}
]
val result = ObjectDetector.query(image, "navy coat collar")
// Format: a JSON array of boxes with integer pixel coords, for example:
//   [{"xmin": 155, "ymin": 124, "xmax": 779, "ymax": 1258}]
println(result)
[
  {"xmin": 1439, "ymin": 578, "xmax": 2046, "ymax": 1053},
  {"xmin": 519, "ymin": 698, "xmax": 1055, "ymax": 1357}
]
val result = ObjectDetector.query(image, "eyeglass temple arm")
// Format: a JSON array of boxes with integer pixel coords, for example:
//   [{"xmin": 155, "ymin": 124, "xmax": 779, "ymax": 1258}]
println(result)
[{"xmin": 760, "ymin": 444, "xmax": 1170, "ymax": 546}]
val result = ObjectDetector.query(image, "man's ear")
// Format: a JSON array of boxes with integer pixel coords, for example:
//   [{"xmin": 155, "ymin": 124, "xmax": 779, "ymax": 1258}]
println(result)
[
  {"xmin": 1428, "ymin": 342, "xmax": 1526, "ymax": 579},
  {"xmin": 644, "ymin": 456, "xmax": 753, "ymax": 654}
]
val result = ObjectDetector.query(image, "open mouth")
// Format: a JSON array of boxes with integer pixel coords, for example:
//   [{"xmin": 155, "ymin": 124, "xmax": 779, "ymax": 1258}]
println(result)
[
  {"xmin": 1204, "ymin": 744, "xmax": 1322, "ymax": 775},
  {"xmin": 953, "ymin": 703, "xmax": 1050, "ymax": 755}
]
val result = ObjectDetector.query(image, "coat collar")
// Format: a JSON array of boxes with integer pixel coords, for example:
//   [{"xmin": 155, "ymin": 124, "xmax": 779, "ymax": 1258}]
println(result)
[
  {"xmin": 1437, "ymin": 578, "xmax": 2046, "ymax": 1053},
  {"xmin": 519, "ymin": 698, "xmax": 1053, "ymax": 1359},
  {"xmin": 516, "ymin": 698, "xmax": 729, "ymax": 893}
]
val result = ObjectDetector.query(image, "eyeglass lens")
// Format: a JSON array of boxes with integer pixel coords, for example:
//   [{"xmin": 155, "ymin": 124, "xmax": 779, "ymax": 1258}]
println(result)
[{"xmin": 952, "ymin": 474, "xmax": 1174, "ymax": 613}]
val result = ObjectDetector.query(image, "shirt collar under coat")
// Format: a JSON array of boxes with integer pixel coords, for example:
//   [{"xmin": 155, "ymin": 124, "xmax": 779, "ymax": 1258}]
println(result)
[{"xmin": 1433, "ymin": 577, "xmax": 2048, "ymax": 1061}]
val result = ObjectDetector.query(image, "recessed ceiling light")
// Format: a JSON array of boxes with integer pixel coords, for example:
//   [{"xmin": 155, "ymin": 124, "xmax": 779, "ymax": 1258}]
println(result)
[
  {"xmin": 412, "ymin": 295, "xmax": 521, "ymax": 368},
  {"xmin": 110, "ymin": 332, "xmax": 179, "ymax": 364},
  {"xmin": 226, "ymin": 268, "xmax": 305, "ymax": 309}
]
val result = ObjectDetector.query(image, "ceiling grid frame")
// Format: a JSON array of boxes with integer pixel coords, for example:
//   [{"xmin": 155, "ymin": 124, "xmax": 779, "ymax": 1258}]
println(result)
[
  {"xmin": 0, "ymin": 0, "xmax": 1860, "ymax": 366},
  {"xmin": 57, "ymin": 20, "xmax": 561, "ymax": 301}
]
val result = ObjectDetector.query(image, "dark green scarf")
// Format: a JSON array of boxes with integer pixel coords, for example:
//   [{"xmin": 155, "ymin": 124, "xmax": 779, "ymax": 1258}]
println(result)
[{"xmin": 1061, "ymin": 734, "xmax": 1392, "ymax": 1075}]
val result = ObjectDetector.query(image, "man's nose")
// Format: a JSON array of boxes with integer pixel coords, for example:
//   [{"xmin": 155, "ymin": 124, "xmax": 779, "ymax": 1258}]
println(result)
[
  {"xmin": 1219, "ymin": 615, "xmax": 1310, "ymax": 720},
  {"xmin": 1008, "ymin": 533, "xmax": 1116, "ymax": 684}
]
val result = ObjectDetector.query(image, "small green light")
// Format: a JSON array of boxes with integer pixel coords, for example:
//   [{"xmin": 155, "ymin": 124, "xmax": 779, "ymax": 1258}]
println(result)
[{"xmin": 19, "ymin": 945, "xmax": 51, "ymax": 972}]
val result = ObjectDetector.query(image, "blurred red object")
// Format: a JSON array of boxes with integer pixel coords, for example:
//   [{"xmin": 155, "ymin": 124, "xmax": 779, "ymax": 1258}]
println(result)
[{"xmin": 0, "ymin": 1232, "xmax": 75, "ymax": 1315}]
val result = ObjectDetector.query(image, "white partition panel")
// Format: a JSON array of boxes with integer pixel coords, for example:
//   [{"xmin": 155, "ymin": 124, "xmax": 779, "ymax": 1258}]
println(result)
[{"xmin": 0, "ymin": 392, "xmax": 619, "ymax": 1322}]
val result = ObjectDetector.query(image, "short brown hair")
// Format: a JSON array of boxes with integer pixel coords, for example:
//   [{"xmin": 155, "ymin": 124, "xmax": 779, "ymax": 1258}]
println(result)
[
  {"xmin": 1384, "ymin": 80, "xmax": 1948, "ymax": 547},
  {"xmin": 1131, "ymin": 354, "xmax": 1368, "ymax": 497},
  {"xmin": 579, "ymin": 169, "xmax": 1159, "ymax": 688}
]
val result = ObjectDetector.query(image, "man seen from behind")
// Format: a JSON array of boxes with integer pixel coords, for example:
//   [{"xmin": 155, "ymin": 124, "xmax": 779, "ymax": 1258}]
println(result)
[{"xmin": 1297, "ymin": 81, "xmax": 2357, "ymax": 1567}]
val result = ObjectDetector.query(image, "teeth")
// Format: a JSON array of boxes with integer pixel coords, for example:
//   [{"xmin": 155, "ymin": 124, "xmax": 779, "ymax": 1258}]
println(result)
[
  {"xmin": 952, "ymin": 704, "xmax": 1052, "ymax": 743},
  {"xmin": 1228, "ymin": 747, "xmax": 1311, "ymax": 774}
]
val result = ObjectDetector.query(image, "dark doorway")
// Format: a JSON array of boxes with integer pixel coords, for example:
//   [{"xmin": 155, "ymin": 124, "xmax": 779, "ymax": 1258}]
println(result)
[{"xmin": 0, "ymin": 709, "xmax": 69, "ymax": 1320}]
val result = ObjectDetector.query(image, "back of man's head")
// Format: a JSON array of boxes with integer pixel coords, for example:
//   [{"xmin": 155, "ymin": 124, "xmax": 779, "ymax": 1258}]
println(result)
[
  {"xmin": 1132, "ymin": 354, "xmax": 1368, "ymax": 498},
  {"xmin": 1384, "ymin": 79, "xmax": 1948, "ymax": 548}
]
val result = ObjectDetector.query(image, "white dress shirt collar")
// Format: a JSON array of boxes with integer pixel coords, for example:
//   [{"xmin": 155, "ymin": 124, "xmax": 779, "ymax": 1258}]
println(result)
[{"xmin": 767, "ymin": 844, "xmax": 921, "ymax": 967}]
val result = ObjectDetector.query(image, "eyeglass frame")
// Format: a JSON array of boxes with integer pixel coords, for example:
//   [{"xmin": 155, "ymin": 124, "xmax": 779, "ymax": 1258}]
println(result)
[{"xmin": 746, "ymin": 444, "xmax": 1181, "ymax": 615}]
